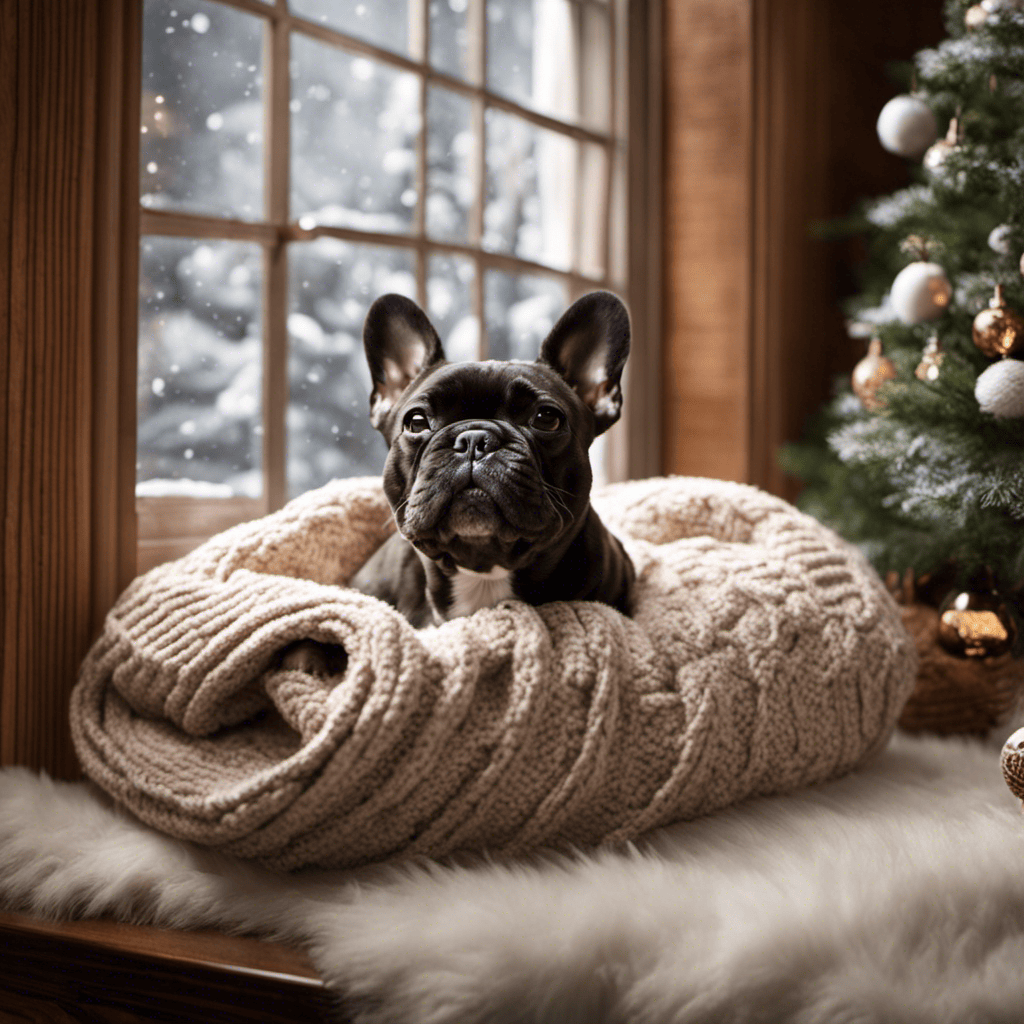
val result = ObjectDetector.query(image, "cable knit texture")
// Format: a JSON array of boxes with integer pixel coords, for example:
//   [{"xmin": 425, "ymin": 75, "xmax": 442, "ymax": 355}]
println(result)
[{"xmin": 70, "ymin": 476, "xmax": 917, "ymax": 870}]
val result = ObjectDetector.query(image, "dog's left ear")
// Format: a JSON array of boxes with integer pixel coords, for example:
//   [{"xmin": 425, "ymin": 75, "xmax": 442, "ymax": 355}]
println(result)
[
  {"xmin": 538, "ymin": 291, "xmax": 630, "ymax": 436},
  {"xmin": 363, "ymin": 294, "xmax": 446, "ymax": 430}
]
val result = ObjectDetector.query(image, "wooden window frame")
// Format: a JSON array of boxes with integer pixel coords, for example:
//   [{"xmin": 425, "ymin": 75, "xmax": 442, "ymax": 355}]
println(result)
[{"xmin": 136, "ymin": 0, "xmax": 660, "ymax": 572}]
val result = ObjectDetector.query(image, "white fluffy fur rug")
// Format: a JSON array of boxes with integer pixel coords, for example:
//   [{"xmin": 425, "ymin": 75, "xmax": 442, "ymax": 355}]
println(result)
[{"xmin": 3, "ymin": 731, "xmax": 1024, "ymax": 1023}]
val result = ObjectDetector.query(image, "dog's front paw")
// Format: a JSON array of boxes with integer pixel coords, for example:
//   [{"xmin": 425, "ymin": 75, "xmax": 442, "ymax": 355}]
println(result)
[{"xmin": 278, "ymin": 640, "xmax": 348, "ymax": 679}]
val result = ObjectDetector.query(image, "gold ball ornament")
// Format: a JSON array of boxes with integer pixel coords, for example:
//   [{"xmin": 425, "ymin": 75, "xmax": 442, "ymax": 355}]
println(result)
[
  {"xmin": 852, "ymin": 338, "xmax": 898, "ymax": 410},
  {"xmin": 972, "ymin": 284, "xmax": 1024, "ymax": 358},
  {"xmin": 915, "ymin": 335, "xmax": 943, "ymax": 382},
  {"xmin": 937, "ymin": 588, "xmax": 1017, "ymax": 659}
]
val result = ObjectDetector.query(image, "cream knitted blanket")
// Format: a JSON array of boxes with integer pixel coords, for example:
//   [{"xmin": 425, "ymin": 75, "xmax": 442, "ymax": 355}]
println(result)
[{"xmin": 70, "ymin": 476, "xmax": 917, "ymax": 871}]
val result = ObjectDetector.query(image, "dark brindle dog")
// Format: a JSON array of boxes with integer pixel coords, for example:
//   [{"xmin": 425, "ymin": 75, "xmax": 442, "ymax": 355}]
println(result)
[{"xmin": 281, "ymin": 290, "xmax": 634, "ymax": 671}]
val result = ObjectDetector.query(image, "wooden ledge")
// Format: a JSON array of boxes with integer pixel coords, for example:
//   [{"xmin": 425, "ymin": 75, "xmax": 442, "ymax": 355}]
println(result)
[{"xmin": 0, "ymin": 911, "xmax": 335, "ymax": 1023}]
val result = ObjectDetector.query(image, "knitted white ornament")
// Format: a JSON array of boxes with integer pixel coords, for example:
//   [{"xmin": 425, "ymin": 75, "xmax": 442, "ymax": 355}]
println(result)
[
  {"xmin": 877, "ymin": 95, "xmax": 938, "ymax": 159},
  {"xmin": 976, "ymin": 359, "xmax": 1024, "ymax": 418},
  {"xmin": 890, "ymin": 261, "xmax": 953, "ymax": 325}
]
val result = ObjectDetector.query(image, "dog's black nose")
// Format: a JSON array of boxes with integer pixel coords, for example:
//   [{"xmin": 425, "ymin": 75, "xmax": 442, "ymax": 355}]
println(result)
[{"xmin": 453, "ymin": 428, "xmax": 499, "ymax": 460}]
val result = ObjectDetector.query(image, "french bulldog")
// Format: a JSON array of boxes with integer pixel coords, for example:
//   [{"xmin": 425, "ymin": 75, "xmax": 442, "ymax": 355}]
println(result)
[
  {"xmin": 279, "ymin": 290, "xmax": 634, "ymax": 674},
  {"xmin": 349, "ymin": 290, "xmax": 634, "ymax": 627}
]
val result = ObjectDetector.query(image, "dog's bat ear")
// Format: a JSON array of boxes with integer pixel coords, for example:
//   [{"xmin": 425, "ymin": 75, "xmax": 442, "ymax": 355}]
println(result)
[
  {"xmin": 363, "ymin": 294, "xmax": 446, "ymax": 430},
  {"xmin": 538, "ymin": 291, "xmax": 630, "ymax": 436}
]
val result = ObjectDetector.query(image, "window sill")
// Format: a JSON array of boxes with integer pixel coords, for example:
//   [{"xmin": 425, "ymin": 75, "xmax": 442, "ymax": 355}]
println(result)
[{"xmin": 0, "ymin": 910, "xmax": 334, "ymax": 1023}]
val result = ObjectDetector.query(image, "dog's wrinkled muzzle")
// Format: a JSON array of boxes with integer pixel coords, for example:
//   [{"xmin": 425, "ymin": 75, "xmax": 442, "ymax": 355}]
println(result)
[{"xmin": 395, "ymin": 420, "xmax": 562, "ymax": 568}]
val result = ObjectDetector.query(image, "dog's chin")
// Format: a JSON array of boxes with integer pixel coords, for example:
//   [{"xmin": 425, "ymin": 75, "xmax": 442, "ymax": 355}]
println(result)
[
  {"xmin": 404, "ymin": 488, "xmax": 552, "ymax": 572},
  {"xmin": 437, "ymin": 488, "xmax": 500, "ymax": 542}
]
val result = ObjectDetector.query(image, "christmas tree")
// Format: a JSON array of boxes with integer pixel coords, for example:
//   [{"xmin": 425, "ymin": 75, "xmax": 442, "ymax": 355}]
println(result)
[{"xmin": 781, "ymin": 0, "xmax": 1024, "ymax": 733}]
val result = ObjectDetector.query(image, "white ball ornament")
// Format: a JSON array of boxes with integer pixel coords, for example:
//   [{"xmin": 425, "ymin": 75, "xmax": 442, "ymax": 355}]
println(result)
[
  {"xmin": 876, "ymin": 95, "xmax": 938, "ymax": 159},
  {"xmin": 989, "ymin": 224, "xmax": 1014, "ymax": 256},
  {"xmin": 889, "ymin": 261, "xmax": 953, "ymax": 325},
  {"xmin": 982, "ymin": 0, "xmax": 1024, "ymax": 13},
  {"xmin": 976, "ymin": 359, "xmax": 1024, "ymax": 418}
]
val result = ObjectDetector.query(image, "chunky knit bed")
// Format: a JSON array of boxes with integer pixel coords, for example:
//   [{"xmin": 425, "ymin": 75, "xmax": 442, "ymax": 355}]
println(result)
[{"xmin": 71, "ymin": 476, "xmax": 916, "ymax": 870}]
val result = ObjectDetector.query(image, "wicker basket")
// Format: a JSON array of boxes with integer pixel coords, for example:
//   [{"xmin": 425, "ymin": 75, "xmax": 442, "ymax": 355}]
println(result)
[{"xmin": 897, "ymin": 602, "xmax": 1024, "ymax": 736}]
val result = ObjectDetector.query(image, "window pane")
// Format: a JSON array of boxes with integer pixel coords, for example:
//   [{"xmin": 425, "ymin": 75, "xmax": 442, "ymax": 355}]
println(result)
[
  {"xmin": 291, "ymin": 34, "xmax": 421, "ymax": 233},
  {"xmin": 137, "ymin": 237, "xmax": 263, "ymax": 498},
  {"xmin": 484, "ymin": 271, "xmax": 566, "ymax": 361},
  {"xmin": 290, "ymin": 0, "xmax": 410, "ymax": 57},
  {"xmin": 430, "ymin": 0, "xmax": 471, "ymax": 80},
  {"xmin": 287, "ymin": 239, "xmax": 416, "ymax": 497},
  {"xmin": 140, "ymin": 0, "xmax": 265, "ymax": 221},
  {"xmin": 487, "ymin": 0, "xmax": 577, "ymax": 123},
  {"xmin": 428, "ymin": 254, "xmax": 479, "ymax": 361},
  {"xmin": 485, "ymin": 109, "xmax": 575, "ymax": 272},
  {"xmin": 427, "ymin": 86, "xmax": 475, "ymax": 243}
]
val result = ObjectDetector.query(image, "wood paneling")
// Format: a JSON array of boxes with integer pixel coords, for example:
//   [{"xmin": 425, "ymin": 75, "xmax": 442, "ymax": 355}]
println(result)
[
  {"xmin": 2, "ymin": 2, "xmax": 96, "ymax": 777},
  {"xmin": 662, "ymin": 0, "xmax": 754, "ymax": 483},
  {"xmin": 1, "ymin": 1, "xmax": 138, "ymax": 778},
  {"xmin": 661, "ymin": 0, "xmax": 944, "ymax": 494}
]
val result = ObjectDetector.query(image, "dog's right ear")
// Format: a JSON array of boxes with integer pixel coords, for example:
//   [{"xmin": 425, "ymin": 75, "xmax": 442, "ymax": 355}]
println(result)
[{"xmin": 363, "ymin": 294, "xmax": 446, "ymax": 430}]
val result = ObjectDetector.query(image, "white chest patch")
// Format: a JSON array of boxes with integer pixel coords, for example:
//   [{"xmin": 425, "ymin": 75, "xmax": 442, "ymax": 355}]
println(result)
[{"xmin": 448, "ymin": 566, "xmax": 514, "ymax": 619}]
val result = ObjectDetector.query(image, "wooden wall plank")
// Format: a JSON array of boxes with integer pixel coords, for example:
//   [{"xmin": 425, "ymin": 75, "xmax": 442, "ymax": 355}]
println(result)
[
  {"xmin": 0, "ymin": 1, "xmax": 137, "ymax": 778},
  {"xmin": 661, "ymin": 0, "xmax": 753, "ymax": 483},
  {"xmin": 1, "ymin": 2, "xmax": 95, "ymax": 776},
  {"xmin": 92, "ymin": 0, "xmax": 141, "ymax": 634}
]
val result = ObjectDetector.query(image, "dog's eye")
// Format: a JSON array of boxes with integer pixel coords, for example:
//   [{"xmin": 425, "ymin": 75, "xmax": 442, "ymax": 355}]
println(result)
[
  {"xmin": 403, "ymin": 411, "xmax": 431, "ymax": 434},
  {"xmin": 531, "ymin": 406, "xmax": 563, "ymax": 432}
]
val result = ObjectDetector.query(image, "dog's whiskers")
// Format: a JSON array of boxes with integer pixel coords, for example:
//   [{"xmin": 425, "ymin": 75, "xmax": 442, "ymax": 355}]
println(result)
[
  {"xmin": 544, "ymin": 484, "xmax": 571, "ymax": 533},
  {"xmin": 378, "ymin": 496, "xmax": 408, "ymax": 530},
  {"xmin": 545, "ymin": 481, "xmax": 577, "ymax": 501}
]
